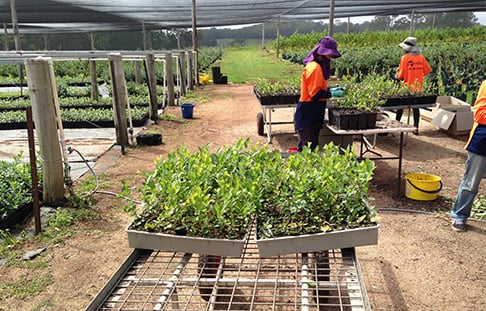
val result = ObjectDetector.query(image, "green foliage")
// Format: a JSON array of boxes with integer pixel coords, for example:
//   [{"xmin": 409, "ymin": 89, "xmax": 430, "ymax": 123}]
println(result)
[
  {"xmin": 334, "ymin": 74, "xmax": 387, "ymax": 111},
  {"xmin": 278, "ymin": 27, "xmax": 486, "ymax": 52},
  {"xmin": 471, "ymin": 195, "xmax": 486, "ymax": 220},
  {"xmin": 47, "ymin": 209, "xmax": 74, "ymax": 228},
  {"xmin": 254, "ymin": 77, "xmax": 300, "ymax": 96},
  {"xmin": 0, "ymin": 273, "xmax": 53, "ymax": 300},
  {"xmin": 0, "ymin": 229, "xmax": 18, "ymax": 257},
  {"xmin": 128, "ymin": 140, "xmax": 377, "ymax": 240},
  {"xmin": 130, "ymin": 139, "xmax": 266, "ymax": 239},
  {"xmin": 198, "ymin": 47, "xmax": 223, "ymax": 71},
  {"xmin": 258, "ymin": 144, "xmax": 377, "ymax": 238},
  {"xmin": 278, "ymin": 27, "xmax": 486, "ymax": 100},
  {"xmin": 0, "ymin": 153, "xmax": 34, "ymax": 218}
]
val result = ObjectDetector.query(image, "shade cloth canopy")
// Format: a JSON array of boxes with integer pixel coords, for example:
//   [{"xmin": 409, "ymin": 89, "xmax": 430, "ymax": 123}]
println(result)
[{"xmin": 0, "ymin": 0, "xmax": 485, "ymax": 34}]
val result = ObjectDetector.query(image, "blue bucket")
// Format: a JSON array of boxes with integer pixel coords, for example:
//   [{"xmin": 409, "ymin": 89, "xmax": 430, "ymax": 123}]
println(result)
[{"xmin": 181, "ymin": 103, "xmax": 195, "ymax": 119}]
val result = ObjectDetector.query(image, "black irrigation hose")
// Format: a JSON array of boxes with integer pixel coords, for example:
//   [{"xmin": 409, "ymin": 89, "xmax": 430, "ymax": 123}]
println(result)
[
  {"xmin": 377, "ymin": 207, "xmax": 486, "ymax": 223},
  {"xmin": 68, "ymin": 146, "xmax": 144, "ymax": 205}
]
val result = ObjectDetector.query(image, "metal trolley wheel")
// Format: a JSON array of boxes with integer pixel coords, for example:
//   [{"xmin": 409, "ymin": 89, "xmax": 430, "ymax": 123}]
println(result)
[{"xmin": 256, "ymin": 112, "xmax": 264, "ymax": 136}]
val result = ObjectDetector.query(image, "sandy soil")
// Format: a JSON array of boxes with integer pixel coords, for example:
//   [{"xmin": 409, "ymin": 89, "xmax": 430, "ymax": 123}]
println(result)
[{"xmin": 0, "ymin": 83, "xmax": 485, "ymax": 311}]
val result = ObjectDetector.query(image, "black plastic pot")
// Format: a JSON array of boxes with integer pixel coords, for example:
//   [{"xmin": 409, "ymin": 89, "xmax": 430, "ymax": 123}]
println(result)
[{"xmin": 136, "ymin": 133, "xmax": 162, "ymax": 146}]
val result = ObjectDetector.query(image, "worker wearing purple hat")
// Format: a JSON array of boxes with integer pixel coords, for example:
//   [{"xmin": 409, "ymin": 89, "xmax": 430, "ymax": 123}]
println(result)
[{"xmin": 294, "ymin": 36, "xmax": 341, "ymax": 151}]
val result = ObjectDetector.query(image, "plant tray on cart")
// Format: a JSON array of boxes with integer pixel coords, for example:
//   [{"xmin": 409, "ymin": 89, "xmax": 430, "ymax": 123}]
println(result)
[
  {"xmin": 126, "ymin": 224, "xmax": 247, "ymax": 257},
  {"xmin": 255, "ymin": 224, "xmax": 379, "ymax": 257},
  {"xmin": 253, "ymin": 87, "xmax": 299, "ymax": 106}
]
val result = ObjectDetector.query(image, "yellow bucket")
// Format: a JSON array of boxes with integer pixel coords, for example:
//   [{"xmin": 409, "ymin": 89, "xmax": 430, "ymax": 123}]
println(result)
[{"xmin": 405, "ymin": 173, "xmax": 443, "ymax": 201}]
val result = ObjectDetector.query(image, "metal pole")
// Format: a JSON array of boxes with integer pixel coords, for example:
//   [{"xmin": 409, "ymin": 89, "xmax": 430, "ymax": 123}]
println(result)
[
  {"xmin": 192, "ymin": 0, "xmax": 198, "ymax": 51},
  {"xmin": 328, "ymin": 0, "xmax": 335, "ymax": 36},
  {"xmin": 276, "ymin": 15, "xmax": 280, "ymax": 58},
  {"xmin": 26, "ymin": 106, "xmax": 41, "ymax": 234},
  {"xmin": 261, "ymin": 23, "xmax": 265, "ymax": 49},
  {"xmin": 192, "ymin": 0, "xmax": 198, "ymax": 76},
  {"xmin": 9, "ymin": 0, "xmax": 23, "ymax": 94},
  {"xmin": 410, "ymin": 9, "xmax": 415, "ymax": 35}
]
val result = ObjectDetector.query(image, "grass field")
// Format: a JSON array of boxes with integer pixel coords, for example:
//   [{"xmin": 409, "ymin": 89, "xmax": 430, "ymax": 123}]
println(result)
[{"xmin": 209, "ymin": 46, "xmax": 302, "ymax": 84}]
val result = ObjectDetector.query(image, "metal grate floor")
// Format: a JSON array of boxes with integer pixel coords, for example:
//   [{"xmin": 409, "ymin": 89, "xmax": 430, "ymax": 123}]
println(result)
[{"xmin": 87, "ymin": 237, "xmax": 371, "ymax": 311}]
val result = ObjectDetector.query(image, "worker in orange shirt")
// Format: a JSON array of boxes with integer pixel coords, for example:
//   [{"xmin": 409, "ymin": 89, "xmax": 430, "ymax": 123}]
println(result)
[
  {"xmin": 450, "ymin": 80, "xmax": 486, "ymax": 232},
  {"xmin": 395, "ymin": 36, "xmax": 431, "ymax": 134},
  {"xmin": 294, "ymin": 36, "xmax": 341, "ymax": 151}
]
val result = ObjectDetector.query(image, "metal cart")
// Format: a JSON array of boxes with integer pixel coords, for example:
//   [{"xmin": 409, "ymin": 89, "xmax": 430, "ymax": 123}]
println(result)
[
  {"xmin": 256, "ymin": 103, "xmax": 297, "ymax": 143},
  {"xmin": 86, "ymin": 236, "xmax": 371, "ymax": 311}
]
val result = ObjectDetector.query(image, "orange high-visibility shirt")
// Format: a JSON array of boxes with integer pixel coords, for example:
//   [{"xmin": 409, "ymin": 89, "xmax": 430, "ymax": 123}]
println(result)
[
  {"xmin": 465, "ymin": 80, "xmax": 486, "ymax": 149},
  {"xmin": 473, "ymin": 80, "xmax": 486, "ymax": 125},
  {"xmin": 396, "ymin": 53, "xmax": 431, "ymax": 92},
  {"xmin": 299, "ymin": 61, "xmax": 328, "ymax": 102}
]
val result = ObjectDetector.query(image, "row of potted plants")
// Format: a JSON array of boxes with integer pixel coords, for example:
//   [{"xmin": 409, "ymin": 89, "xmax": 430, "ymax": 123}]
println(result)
[
  {"xmin": 124, "ymin": 140, "xmax": 378, "ymax": 256},
  {"xmin": 253, "ymin": 74, "xmax": 437, "ymax": 130},
  {"xmin": 0, "ymin": 106, "xmax": 149, "ymax": 129}
]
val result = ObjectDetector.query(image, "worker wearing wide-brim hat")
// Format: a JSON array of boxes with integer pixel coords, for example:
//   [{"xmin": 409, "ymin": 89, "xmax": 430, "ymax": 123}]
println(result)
[
  {"xmin": 294, "ymin": 36, "xmax": 341, "ymax": 151},
  {"xmin": 395, "ymin": 36, "xmax": 431, "ymax": 134}
]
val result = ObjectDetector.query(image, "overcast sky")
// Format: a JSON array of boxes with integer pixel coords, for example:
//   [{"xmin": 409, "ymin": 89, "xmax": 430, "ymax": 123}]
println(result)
[{"xmin": 341, "ymin": 12, "xmax": 486, "ymax": 25}]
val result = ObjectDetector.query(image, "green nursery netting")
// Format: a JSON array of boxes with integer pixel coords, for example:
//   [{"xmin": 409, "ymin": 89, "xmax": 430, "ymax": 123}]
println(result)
[{"xmin": 0, "ymin": 0, "xmax": 484, "ymax": 34}]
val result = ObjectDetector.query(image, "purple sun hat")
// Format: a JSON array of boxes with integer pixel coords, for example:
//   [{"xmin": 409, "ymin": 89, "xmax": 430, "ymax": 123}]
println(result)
[
  {"xmin": 316, "ymin": 36, "xmax": 341, "ymax": 58},
  {"xmin": 303, "ymin": 36, "xmax": 341, "ymax": 65}
]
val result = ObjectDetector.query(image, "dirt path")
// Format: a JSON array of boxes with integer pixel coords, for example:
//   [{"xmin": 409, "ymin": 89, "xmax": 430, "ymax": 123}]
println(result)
[{"xmin": 1, "ymin": 83, "xmax": 485, "ymax": 311}]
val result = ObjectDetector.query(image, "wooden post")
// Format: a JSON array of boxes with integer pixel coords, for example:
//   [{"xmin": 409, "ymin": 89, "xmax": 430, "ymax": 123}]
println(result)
[
  {"xmin": 178, "ymin": 51, "xmax": 187, "ymax": 96},
  {"xmin": 89, "ymin": 60, "xmax": 99, "ymax": 101},
  {"xmin": 3, "ymin": 23, "xmax": 8, "ymax": 50},
  {"xmin": 25, "ymin": 57, "xmax": 64, "ymax": 203},
  {"xmin": 135, "ymin": 61, "xmax": 141, "ymax": 84},
  {"xmin": 145, "ymin": 53, "xmax": 159, "ymax": 122},
  {"xmin": 192, "ymin": 50, "xmax": 199, "ymax": 88},
  {"xmin": 108, "ymin": 53, "xmax": 129, "ymax": 149},
  {"xmin": 328, "ymin": 0, "xmax": 335, "ymax": 36},
  {"xmin": 186, "ymin": 50, "xmax": 194, "ymax": 90},
  {"xmin": 165, "ymin": 52, "xmax": 175, "ymax": 106}
]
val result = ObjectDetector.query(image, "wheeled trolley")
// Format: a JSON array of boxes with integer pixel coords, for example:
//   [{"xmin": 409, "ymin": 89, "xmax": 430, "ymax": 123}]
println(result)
[
  {"xmin": 256, "ymin": 103, "xmax": 297, "ymax": 143},
  {"xmin": 86, "ymin": 247, "xmax": 371, "ymax": 311}
]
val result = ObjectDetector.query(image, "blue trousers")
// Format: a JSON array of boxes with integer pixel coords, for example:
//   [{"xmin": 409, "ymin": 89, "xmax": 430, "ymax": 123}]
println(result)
[
  {"xmin": 297, "ymin": 127, "xmax": 320, "ymax": 151},
  {"xmin": 451, "ymin": 152, "xmax": 486, "ymax": 222}
]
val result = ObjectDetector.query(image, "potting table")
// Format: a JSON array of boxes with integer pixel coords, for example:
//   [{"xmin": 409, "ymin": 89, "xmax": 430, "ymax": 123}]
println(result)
[
  {"xmin": 380, "ymin": 102, "xmax": 437, "ymax": 141},
  {"xmin": 325, "ymin": 117, "xmax": 416, "ymax": 198},
  {"xmin": 86, "ymin": 237, "xmax": 371, "ymax": 310}
]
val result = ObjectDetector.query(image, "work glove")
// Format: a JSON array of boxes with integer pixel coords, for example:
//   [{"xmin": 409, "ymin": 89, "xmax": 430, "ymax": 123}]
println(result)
[{"xmin": 330, "ymin": 87, "xmax": 345, "ymax": 98}]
